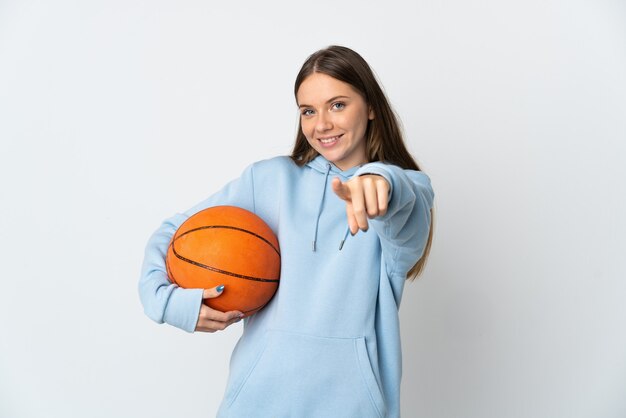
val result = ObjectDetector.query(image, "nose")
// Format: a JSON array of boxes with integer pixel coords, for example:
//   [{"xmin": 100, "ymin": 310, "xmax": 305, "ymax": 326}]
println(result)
[{"xmin": 315, "ymin": 111, "xmax": 333, "ymax": 133}]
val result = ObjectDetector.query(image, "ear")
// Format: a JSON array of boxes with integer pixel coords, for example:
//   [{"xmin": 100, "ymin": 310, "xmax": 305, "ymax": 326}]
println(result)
[{"xmin": 368, "ymin": 106, "xmax": 375, "ymax": 120}]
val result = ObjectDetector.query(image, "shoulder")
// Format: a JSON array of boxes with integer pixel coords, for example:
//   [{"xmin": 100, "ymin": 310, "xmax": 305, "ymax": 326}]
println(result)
[
  {"xmin": 249, "ymin": 155, "xmax": 300, "ymax": 177},
  {"xmin": 407, "ymin": 169, "xmax": 432, "ymax": 187},
  {"xmin": 246, "ymin": 155, "xmax": 301, "ymax": 183},
  {"xmin": 251, "ymin": 155, "xmax": 298, "ymax": 170},
  {"xmin": 405, "ymin": 169, "xmax": 434, "ymax": 201}
]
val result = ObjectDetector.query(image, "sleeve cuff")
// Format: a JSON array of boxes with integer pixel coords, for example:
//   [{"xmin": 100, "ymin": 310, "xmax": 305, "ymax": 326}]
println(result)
[{"xmin": 163, "ymin": 287, "xmax": 204, "ymax": 333}]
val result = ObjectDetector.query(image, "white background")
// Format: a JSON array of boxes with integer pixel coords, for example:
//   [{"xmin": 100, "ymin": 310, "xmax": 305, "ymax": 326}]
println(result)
[{"xmin": 1, "ymin": 1, "xmax": 625, "ymax": 417}]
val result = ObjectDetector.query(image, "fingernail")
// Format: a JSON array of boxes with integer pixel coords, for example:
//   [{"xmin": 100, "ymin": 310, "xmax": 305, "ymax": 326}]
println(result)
[
  {"xmin": 238, "ymin": 313, "xmax": 245, "ymax": 318},
  {"xmin": 216, "ymin": 285, "xmax": 225, "ymax": 292}
]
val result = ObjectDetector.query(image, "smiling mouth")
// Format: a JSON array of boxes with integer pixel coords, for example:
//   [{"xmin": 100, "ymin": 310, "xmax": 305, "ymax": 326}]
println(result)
[{"xmin": 318, "ymin": 134, "xmax": 343, "ymax": 144}]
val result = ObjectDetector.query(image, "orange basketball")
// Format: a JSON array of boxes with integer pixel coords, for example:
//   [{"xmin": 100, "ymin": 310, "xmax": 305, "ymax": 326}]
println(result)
[{"xmin": 166, "ymin": 205, "xmax": 280, "ymax": 317}]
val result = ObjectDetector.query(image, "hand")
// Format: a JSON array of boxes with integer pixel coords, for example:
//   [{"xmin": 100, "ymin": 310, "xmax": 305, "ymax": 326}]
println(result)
[
  {"xmin": 195, "ymin": 285, "xmax": 244, "ymax": 333},
  {"xmin": 332, "ymin": 174, "xmax": 390, "ymax": 235}
]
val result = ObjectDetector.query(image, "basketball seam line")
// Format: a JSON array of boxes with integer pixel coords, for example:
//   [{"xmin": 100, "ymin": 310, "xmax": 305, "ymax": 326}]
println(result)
[
  {"xmin": 170, "ymin": 246, "xmax": 280, "ymax": 284},
  {"xmin": 175, "ymin": 225, "xmax": 280, "ymax": 256}
]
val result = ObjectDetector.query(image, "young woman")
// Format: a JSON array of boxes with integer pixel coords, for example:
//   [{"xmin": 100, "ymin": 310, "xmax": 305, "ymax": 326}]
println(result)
[{"xmin": 139, "ymin": 45, "xmax": 434, "ymax": 418}]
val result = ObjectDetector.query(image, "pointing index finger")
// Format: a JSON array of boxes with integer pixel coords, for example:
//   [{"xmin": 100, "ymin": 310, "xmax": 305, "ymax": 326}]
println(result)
[{"xmin": 331, "ymin": 177, "xmax": 351, "ymax": 201}]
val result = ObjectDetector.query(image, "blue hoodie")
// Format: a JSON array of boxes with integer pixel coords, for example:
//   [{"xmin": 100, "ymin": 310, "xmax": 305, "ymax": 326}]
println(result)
[{"xmin": 139, "ymin": 155, "xmax": 434, "ymax": 418}]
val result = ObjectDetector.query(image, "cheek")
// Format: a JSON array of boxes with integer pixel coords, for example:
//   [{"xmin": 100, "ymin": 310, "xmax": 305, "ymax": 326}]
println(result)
[
  {"xmin": 356, "ymin": 112, "xmax": 370, "ymax": 134},
  {"xmin": 350, "ymin": 115, "xmax": 367, "ymax": 136},
  {"xmin": 344, "ymin": 110, "xmax": 367, "ymax": 131},
  {"xmin": 301, "ymin": 119, "xmax": 315, "ymax": 138}
]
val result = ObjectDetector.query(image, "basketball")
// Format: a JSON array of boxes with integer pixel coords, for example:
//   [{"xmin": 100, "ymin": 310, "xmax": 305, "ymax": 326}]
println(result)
[{"xmin": 166, "ymin": 205, "xmax": 280, "ymax": 317}]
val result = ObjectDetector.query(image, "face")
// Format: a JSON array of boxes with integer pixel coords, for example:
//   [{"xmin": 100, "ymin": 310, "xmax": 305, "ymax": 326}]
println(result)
[{"xmin": 297, "ymin": 72, "xmax": 374, "ymax": 171}]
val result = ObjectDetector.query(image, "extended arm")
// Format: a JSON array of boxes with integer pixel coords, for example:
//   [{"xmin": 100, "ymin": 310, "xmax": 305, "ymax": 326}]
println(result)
[{"xmin": 333, "ymin": 162, "xmax": 434, "ymax": 279}]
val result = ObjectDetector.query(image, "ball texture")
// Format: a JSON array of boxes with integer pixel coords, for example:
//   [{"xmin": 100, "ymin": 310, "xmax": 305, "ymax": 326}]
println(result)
[{"xmin": 166, "ymin": 205, "xmax": 280, "ymax": 317}]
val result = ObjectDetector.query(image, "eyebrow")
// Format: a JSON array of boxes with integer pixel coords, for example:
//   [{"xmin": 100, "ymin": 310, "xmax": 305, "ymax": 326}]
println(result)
[{"xmin": 298, "ymin": 95, "xmax": 351, "ymax": 108}]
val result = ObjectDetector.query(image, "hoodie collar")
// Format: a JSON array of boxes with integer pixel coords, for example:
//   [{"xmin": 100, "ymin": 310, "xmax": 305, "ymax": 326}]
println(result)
[{"xmin": 305, "ymin": 155, "xmax": 363, "ymax": 180}]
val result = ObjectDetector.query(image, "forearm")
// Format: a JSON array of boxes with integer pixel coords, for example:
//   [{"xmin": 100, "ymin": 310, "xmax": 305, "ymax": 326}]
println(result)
[{"xmin": 138, "ymin": 213, "xmax": 204, "ymax": 332}]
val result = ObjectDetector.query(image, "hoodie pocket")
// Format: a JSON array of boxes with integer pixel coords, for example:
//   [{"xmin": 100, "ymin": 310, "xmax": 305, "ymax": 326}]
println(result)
[{"xmin": 225, "ymin": 330, "xmax": 386, "ymax": 418}]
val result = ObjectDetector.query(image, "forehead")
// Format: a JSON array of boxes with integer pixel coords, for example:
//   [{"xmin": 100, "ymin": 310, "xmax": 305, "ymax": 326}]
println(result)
[{"xmin": 296, "ymin": 73, "xmax": 360, "ymax": 104}]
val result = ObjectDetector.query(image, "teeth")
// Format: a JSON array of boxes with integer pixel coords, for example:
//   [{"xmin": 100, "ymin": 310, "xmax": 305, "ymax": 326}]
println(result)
[{"xmin": 320, "ymin": 135, "xmax": 340, "ymax": 143}]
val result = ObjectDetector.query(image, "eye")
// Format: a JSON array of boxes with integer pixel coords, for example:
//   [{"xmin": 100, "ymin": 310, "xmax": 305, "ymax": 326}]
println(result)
[
  {"xmin": 331, "ymin": 102, "xmax": 346, "ymax": 110},
  {"xmin": 301, "ymin": 109, "xmax": 314, "ymax": 116}
]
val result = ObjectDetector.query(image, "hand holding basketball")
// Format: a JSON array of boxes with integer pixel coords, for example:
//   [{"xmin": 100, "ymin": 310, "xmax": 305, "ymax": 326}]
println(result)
[
  {"xmin": 195, "ymin": 285, "xmax": 244, "ymax": 333},
  {"xmin": 332, "ymin": 175, "xmax": 390, "ymax": 235}
]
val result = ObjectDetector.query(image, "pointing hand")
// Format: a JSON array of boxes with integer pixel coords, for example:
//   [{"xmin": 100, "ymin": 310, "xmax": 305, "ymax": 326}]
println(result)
[{"xmin": 331, "ymin": 174, "xmax": 390, "ymax": 235}]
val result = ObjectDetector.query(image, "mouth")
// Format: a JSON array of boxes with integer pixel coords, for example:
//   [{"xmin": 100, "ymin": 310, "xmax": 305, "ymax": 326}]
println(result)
[{"xmin": 318, "ymin": 134, "xmax": 343, "ymax": 145}]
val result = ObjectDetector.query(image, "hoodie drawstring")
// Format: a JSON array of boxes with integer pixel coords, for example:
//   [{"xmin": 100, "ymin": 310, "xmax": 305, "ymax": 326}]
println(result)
[
  {"xmin": 312, "ymin": 162, "xmax": 353, "ymax": 252},
  {"xmin": 338, "ymin": 227, "xmax": 351, "ymax": 251},
  {"xmin": 312, "ymin": 163, "xmax": 332, "ymax": 251}
]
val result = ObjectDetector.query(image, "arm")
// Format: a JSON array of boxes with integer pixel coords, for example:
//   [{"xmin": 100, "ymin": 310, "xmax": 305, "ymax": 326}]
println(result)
[
  {"xmin": 138, "ymin": 164, "xmax": 256, "ymax": 333},
  {"xmin": 333, "ymin": 162, "xmax": 434, "ymax": 278}
]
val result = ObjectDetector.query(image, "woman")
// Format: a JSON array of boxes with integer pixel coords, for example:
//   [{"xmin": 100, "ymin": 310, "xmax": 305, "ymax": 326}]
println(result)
[{"xmin": 139, "ymin": 45, "xmax": 434, "ymax": 418}]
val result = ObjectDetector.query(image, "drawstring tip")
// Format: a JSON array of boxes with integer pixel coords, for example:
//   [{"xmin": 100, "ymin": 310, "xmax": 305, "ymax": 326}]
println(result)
[
  {"xmin": 312, "ymin": 241, "xmax": 316, "ymax": 252},
  {"xmin": 339, "ymin": 227, "xmax": 351, "ymax": 251}
]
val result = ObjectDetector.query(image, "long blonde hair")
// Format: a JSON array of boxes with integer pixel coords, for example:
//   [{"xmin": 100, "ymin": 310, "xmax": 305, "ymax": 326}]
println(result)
[{"xmin": 291, "ymin": 45, "xmax": 434, "ymax": 280}]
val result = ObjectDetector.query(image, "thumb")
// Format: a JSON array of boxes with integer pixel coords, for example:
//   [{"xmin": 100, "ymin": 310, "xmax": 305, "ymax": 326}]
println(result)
[
  {"xmin": 203, "ymin": 284, "xmax": 225, "ymax": 299},
  {"xmin": 331, "ymin": 177, "xmax": 351, "ymax": 201}
]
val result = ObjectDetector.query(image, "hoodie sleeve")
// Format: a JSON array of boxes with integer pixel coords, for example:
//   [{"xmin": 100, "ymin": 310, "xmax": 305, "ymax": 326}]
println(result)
[
  {"xmin": 138, "ymin": 164, "xmax": 256, "ymax": 333},
  {"xmin": 354, "ymin": 162, "xmax": 434, "ymax": 282}
]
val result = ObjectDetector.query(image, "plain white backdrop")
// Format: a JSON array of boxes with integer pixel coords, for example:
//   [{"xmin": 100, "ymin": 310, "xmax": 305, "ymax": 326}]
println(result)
[{"xmin": 1, "ymin": 1, "xmax": 625, "ymax": 417}]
